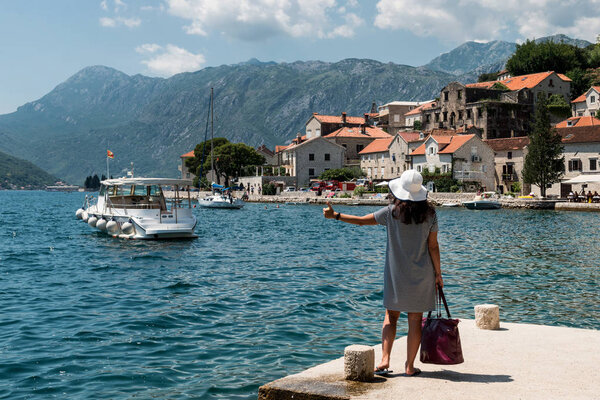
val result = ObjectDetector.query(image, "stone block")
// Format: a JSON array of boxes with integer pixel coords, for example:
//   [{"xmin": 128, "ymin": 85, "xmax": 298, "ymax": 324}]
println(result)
[
  {"xmin": 475, "ymin": 304, "xmax": 500, "ymax": 330},
  {"xmin": 344, "ymin": 345, "xmax": 374, "ymax": 381}
]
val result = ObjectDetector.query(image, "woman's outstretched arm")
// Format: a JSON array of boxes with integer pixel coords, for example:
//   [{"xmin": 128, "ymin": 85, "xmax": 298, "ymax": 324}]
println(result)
[
  {"xmin": 322, "ymin": 201, "xmax": 377, "ymax": 226},
  {"xmin": 427, "ymin": 231, "xmax": 443, "ymax": 288}
]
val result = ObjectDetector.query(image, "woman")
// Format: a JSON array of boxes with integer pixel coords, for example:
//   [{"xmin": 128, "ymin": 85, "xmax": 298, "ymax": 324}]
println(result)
[{"xmin": 323, "ymin": 170, "xmax": 442, "ymax": 377}]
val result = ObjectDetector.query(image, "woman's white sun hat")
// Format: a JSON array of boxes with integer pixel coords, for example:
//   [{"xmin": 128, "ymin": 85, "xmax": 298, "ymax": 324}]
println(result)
[{"xmin": 389, "ymin": 169, "xmax": 428, "ymax": 201}]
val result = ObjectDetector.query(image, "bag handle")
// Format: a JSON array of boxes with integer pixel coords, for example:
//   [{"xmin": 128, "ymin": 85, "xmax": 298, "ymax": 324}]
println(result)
[{"xmin": 427, "ymin": 285, "xmax": 451, "ymax": 319}]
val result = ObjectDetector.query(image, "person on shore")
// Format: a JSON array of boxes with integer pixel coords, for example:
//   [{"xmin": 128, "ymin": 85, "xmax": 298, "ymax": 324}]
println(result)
[
  {"xmin": 593, "ymin": 191, "xmax": 600, "ymax": 203},
  {"xmin": 587, "ymin": 191, "xmax": 593, "ymax": 203},
  {"xmin": 323, "ymin": 169, "xmax": 442, "ymax": 377}
]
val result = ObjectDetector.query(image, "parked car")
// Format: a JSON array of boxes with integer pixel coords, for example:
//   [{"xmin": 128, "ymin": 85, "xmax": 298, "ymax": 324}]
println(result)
[{"xmin": 283, "ymin": 186, "xmax": 296, "ymax": 192}]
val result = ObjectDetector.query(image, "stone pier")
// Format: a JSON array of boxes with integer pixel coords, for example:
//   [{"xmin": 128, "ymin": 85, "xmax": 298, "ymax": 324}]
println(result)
[{"xmin": 258, "ymin": 319, "xmax": 599, "ymax": 400}]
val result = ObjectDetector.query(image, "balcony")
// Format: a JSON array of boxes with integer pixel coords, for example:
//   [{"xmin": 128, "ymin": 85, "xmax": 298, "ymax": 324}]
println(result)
[{"xmin": 502, "ymin": 173, "xmax": 517, "ymax": 181}]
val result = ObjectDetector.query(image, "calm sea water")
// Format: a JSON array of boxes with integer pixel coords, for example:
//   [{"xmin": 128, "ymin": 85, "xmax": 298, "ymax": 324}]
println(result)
[{"xmin": 1, "ymin": 191, "xmax": 599, "ymax": 399}]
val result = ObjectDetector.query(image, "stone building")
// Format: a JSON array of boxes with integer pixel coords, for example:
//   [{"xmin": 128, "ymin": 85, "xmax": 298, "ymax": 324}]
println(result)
[
  {"xmin": 256, "ymin": 145, "xmax": 278, "ymax": 166},
  {"xmin": 376, "ymin": 101, "xmax": 431, "ymax": 133},
  {"xmin": 179, "ymin": 150, "xmax": 195, "ymax": 180},
  {"xmin": 484, "ymin": 137, "xmax": 530, "ymax": 195},
  {"xmin": 324, "ymin": 125, "xmax": 390, "ymax": 167},
  {"xmin": 532, "ymin": 125, "xmax": 600, "ymax": 197},
  {"xmin": 422, "ymin": 72, "xmax": 572, "ymax": 139},
  {"xmin": 305, "ymin": 112, "xmax": 366, "ymax": 139},
  {"xmin": 359, "ymin": 132, "xmax": 423, "ymax": 180},
  {"xmin": 410, "ymin": 134, "xmax": 495, "ymax": 191},
  {"xmin": 280, "ymin": 136, "xmax": 346, "ymax": 186},
  {"xmin": 571, "ymin": 86, "xmax": 600, "ymax": 117},
  {"xmin": 404, "ymin": 101, "xmax": 436, "ymax": 128}
]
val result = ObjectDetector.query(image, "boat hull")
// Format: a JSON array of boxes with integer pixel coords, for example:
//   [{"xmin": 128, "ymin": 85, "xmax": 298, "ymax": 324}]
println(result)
[
  {"xmin": 198, "ymin": 196, "xmax": 244, "ymax": 209},
  {"xmin": 462, "ymin": 200, "xmax": 501, "ymax": 210}
]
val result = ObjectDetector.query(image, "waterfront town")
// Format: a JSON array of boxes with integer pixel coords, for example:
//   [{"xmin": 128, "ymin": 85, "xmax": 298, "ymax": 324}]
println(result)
[{"xmin": 180, "ymin": 71, "xmax": 600, "ymax": 199}]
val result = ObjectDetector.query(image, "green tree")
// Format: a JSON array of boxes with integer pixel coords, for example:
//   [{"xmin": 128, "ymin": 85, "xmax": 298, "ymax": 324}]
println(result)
[
  {"xmin": 478, "ymin": 71, "xmax": 498, "ymax": 82},
  {"xmin": 318, "ymin": 167, "xmax": 364, "ymax": 181},
  {"xmin": 84, "ymin": 176, "xmax": 92, "ymax": 188},
  {"xmin": 522, "ymin": 94, "xmax": 564, "ymax": 197},
  {"xmin": 186, "ymin": 138, "xmax": 265, "ymax": 186},
  {"xmin": 506, "ymin": 39, "xmax": 587, "ymax": 77},
  {"xmin": 91, "ymin": 174, "xmax": 100, "ymax": 190},
  {"xmin": 547, "ymin": 94, "xmax": 572, "ymax": 119},
  {"xmin": 413, "ymin": 120, "xmax": 422, "ymax": 130}
]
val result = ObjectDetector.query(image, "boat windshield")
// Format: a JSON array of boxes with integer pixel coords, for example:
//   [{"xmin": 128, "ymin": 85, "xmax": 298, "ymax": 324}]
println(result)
[{"xmin": 106, "ymin": 184, "xmax": 167, "ymax": 210}]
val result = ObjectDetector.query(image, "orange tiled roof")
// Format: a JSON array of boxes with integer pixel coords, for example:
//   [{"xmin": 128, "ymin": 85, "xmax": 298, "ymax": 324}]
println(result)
[
  {"xmin": 398, "ymin": 131, "xmax": 422, "ymax": 142},
  {"xmin": 572, "ymin": 86, "xmax": 600, "ymax": 103},
  {"xmin": 325, "ymin": 126, "xmax": 390, "ymax": 139},
  {"xmin": 467, "ymin": 71, "xmax": 571, "ymax": 91},
  {"xmin": 404, "ymin": 101, "xmax": 436, "ymax": 116},
  {"xmin": 358, "ymin": 137, "xmax": 395, "ymax": 154},
  {"xmin": 181, "ymin": 150, "xmax": 195, "ymax": 158},
  {"xmin": 484, "ymin": 137, "xmax": 529, "ymax": 151},
  {"xmin": 557, "ymin": 125, "xmax": 600, "ymax": 143},
  {"xmin": 411, "ymin": 134, "xmax": 473, "ymax": 156},
  {"xmin": 275, "ymin": 145, "xmax": 289, "ymax": 153},
  {"xmin": 312, "ymin": 113, "xmax": 365, "ymax": 125},
  {"xmin": 439, "ymin": 134, "xmax": 475, "ymax": 154},
  {"xmin": 555, "ymin": 116, "xmax": 600, "ymax": 128},
  {"xmin": 428, "ymin": 128, "xmax": 459, "ymax": 136}
]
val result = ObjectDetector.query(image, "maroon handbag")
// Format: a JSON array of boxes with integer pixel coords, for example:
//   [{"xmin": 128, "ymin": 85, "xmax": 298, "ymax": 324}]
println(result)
[{"xmin": 420, "ymin": 287, "xmax": 464, "ymax": 365}]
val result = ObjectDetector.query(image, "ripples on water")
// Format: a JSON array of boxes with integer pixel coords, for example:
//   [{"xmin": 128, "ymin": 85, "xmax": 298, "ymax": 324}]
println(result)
[{"xmin": 0, "ymin": 192, "xmax": 598, "ymax": 399}]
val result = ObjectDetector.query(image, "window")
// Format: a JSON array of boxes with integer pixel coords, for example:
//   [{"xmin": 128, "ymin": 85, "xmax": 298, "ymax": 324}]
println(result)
[
  {"xmin": 394, "ymin": 114, "xmax": 400, "ymax": 122},
  {"xmin": 591, "ymin": 96, "xmax": 596, "ymax": 104},
  {"xmin": 458, "ymin": 110, "xmax": 463, "ymax": 119},
  {"xmin": 392, "ymin": 153, "xmax": 396, "ymax": 162},
  {"xmin": 442, "ymin": 164, "xmax": 448, "ymax": 173},
  {"xmin": 315, "ymin": 128, "xmax": 321, "ymax": 136},
  {"xmin": 568, "ymin": 159, "xmax": 582, "ymax": 171},
  {"xmin": 426, "ymin": 114, "xmax": 431, "ymax": 122},
  {"xmin": 361, "ymin": 155, "xmax": 365, "ymax": 161},
  {"xmin": 477, "ymin": 108, "xmax": 482, "ymax": 118},
  {"xmin": 590, "ymin": 159, "xmax": 597, "ymax": 171},
  {"xmin": 307, "ymin": 129, "xmax": 312, "ymax": 137},
  {"xmin": 416, "ymin": 165, "xmax": 422, "ymax": 172},
  {"xmin": 466, "ymin": 109, "xmax": 471, "ymax": 119},
  {"xmin": 368, "ymin": 168, "xmax": 372, "ymax": 177},
  {"xmin": 368, "ymin": 154, "xmax": 372, "ymax": 161},
  {"xmin": 457, "ymin": 90, "xmax": 462, "ymax": 99},
  {"xmin": 549, "ymin": 79, "xmax": 554, "ymax": 87},
  {"xmin": 444, "ymin": 92, "xmax": 449, "ymax": 101},
  {"xmin": 381, "ymin": 154, "xmax": 385, "ymax": 161},
  {"xmin": 507, "ymin": 151, "xmax": 512, "ymax": 160},
  {"xmin": 309, "ymin": 153, "xmax": 314, "ymax": 161},
  {"xmin": 324, "ymin": 153, "xmax": 330, "ymax": 161},
  {"xmin": 482, "ymin": 165, "xmax": 487, "ymax": 173},
  {"xmin": 443, "ymin": 111, "xmax": 448, "ymax": 122},
  {"xmin": 381, "ymin": 167, "xmax": 385, "ymax": 176},
  {"xmin": 356, "ymin": 144, "xmax": 364, "ymax": 153},
  {"xmin": 309, "ymin": 168, "xmax": 315, "ymax": 176},
  {"xmin": 434, "ymin": 113, "xmax": 439, "ymax": 122}
]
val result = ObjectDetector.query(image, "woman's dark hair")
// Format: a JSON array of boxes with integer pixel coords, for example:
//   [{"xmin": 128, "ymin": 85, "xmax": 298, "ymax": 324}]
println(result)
[{"xmin": 389, "ymin": 195, "xmax": 435, "ymax": 224}]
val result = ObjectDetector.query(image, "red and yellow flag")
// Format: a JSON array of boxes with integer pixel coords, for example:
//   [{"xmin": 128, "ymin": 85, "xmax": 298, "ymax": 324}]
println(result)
[{"xmin": 107, "ymin": 150, "xmax": 114, "ymax": 159}]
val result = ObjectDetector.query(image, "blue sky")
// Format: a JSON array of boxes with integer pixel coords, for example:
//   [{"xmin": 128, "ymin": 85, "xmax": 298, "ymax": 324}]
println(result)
[{"xmin": 1, "ymin": 0, "xmax": 599, "ymax": 114}]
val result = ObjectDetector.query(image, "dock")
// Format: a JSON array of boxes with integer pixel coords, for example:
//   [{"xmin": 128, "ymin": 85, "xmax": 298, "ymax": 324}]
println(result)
[{"xmin": 258, "ymin": 319, "xmax": 599, "ymax": 399}]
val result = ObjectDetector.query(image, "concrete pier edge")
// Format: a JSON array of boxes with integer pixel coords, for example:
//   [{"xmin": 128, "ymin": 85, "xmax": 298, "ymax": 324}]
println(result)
[{"xmin": 258, "ymin": 319, "xmax": 599, "ymax": 400}]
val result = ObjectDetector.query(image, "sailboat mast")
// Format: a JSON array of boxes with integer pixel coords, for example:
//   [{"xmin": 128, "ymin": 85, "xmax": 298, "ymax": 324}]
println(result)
[{"xmin": 210, "ymin": 87, "xmax": 214, "ymax": 180}]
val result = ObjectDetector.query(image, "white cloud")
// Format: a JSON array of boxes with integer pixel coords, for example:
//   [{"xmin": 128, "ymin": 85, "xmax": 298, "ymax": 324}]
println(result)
[
  {"xmin": 166, "ymin": 0, "xmax": 364, "ymax": 41},
  {"xmin": 374, "ymin": 0, "xmax": 600, "ymax": 43},
  {"xmin": 136, "ymin": 43, "xmax": 163, "ymax": 53},
  {"xmin": 139, "ymin": 44, "xmax": 206, "ymax": 76},
  {"xmin": 99, "ymin": 16, "xmax": 141, "ymax": 28},
  {"xmin": 99, "ymin": 17, "xmax": 117, "ymax": 27},
  {"xmin": 100, "ymin": 0, "xmax": 108, "ymax": 11}
]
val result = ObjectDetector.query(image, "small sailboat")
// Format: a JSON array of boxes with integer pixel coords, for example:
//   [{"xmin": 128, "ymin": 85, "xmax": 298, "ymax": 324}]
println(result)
[
  {"xmin": 198, "ymin": 183, "xmax": 244, "ymax": 209},
  {"xmin": 197, "ymin": 88, "xmax": 245, "ymax": 210},
  {"xmin": 463, "ymin": 192, "xmax": 501, "ymax": 210}
]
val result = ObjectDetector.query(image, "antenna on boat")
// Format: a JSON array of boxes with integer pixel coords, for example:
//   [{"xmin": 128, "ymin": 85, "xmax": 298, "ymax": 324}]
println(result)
[{"xmin": 210, "ymin": 87, "xmax": 214, "ymax": 183}]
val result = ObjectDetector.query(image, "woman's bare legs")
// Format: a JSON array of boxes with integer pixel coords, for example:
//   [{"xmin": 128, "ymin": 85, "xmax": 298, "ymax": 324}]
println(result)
[
  {"xmin": 377, "ymin": 309, "xmax": 400, "ymax": 370},
  {"xmin": 405, "ymin": 312, "xmax": 423, "ymax": 375}
]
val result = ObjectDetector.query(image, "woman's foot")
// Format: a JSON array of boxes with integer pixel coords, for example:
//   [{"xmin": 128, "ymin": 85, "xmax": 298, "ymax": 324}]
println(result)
[{"xmin": 405, "ymin": 361, "xmax": 420, "ymax": 376}]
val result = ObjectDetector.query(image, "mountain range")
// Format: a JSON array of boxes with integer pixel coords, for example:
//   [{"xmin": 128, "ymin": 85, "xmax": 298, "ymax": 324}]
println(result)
[{"xmin": 0, "ymin": 34, "xmax": 591, "ymax": 184}]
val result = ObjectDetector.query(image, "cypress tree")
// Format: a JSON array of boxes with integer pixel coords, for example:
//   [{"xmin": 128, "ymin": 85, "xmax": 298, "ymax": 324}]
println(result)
[{"xmin": 522, "ymin": 93, "xmax": 565, "ymax": 197}]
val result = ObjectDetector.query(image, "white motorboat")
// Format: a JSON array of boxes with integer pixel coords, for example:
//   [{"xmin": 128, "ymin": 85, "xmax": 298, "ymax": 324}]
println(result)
[
  {"xmin": 198, "ymin": 184, "xmax": 244, "ymax": 209},
  {"xmin": 75, "ymin": 178, "xmax": 197, "ymax": 239},
  {"xmin": 462, "ymin": 192, "xmax": 501, "ymax": 210}
]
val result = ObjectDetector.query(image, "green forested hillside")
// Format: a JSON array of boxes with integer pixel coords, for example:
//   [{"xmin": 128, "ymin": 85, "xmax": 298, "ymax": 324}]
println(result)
[{"xmin": 0, "ymin": 150, "xmax": 57, "ymax": 189}]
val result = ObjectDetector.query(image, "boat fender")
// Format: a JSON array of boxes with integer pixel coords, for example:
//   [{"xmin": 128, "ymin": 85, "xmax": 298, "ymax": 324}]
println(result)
[
  {"xmin": 106, "ymin": 219, "xmax": 120, "ymax": 235},
  {"xmin": 82, "ymin": 211, "xmax": 89, "ymax": 223},
  {"xmin": 87, "ymin": 215, "xmax": 98, "ymax": 228},
  {"xmin": 96, "ymin": 217, "xmax": 107, "ymax": 231},
  {"xmin": 76, "ymin": 208, "xmax": 84, "ymax": 219},
  {"xmin": 121, "ymin": 219, "xmax": 134, "ymax": 235}
]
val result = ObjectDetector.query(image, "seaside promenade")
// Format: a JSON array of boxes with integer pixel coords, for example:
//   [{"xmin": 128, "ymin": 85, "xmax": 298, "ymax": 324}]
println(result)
[
  {"xmin": 258, "ymin": 319, "xmax": 599, "ymax": 399},
  {"xmin": 165, "ymin": 190, "xmax": 600, "ymax": 210}
]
